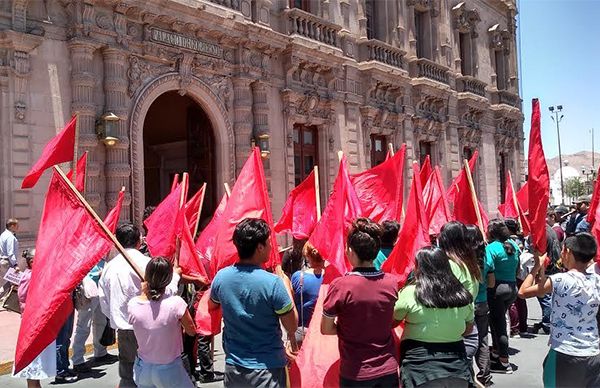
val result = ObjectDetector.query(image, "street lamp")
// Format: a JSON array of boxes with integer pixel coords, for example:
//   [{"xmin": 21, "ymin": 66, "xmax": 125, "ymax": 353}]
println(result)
[{"xmin": 549, "ymin": 105, "xmax": 564, "ymax": 204}]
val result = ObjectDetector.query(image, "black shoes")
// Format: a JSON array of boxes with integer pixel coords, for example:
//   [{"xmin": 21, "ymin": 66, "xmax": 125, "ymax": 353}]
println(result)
[
  {"xmin": 490, "ymin": 361, "xmax": 513, "ymax": 374},
  {"xmin": 531, "ymin": 322, "xmax": 551, "ymax": 335},
  {"xmin": 54, "ymin": 370, "xmax": 79, "ymax": 384},
  {"xmin": 93, "ymin": 353, "xmax": 119, "ymax": 365},
  {"xmin": 73, "ymin": 362, "xmax": 91, "ymax": 373},
  {"xmin": 195, "ymin": 371, "xmax": 224, "ymax": 385}
]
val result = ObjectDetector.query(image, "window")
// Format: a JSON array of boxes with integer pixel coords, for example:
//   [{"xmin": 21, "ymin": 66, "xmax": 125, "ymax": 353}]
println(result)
[
  {"xmin": 463, "ymin": 146, "xmax": 479, "ymax": 194},
  {"xmin": 499, "ymin": 153, "xmax": 507, "ymax": 204},
  {"xmin": 495, "ymin": 50, "xmax": 507, "ymax": 90},
  {"xmin": 290, "ymin": 0, "xmax": 310, "ymax": 12},
  {"xmin": 370, "ymin": 134, "xmax": 387, "ymax": 167},
  {"xmin": 415, "ymin": 11, "xmax": 431, "ymax": 59},
  {"xmin": 293, "ymin": 125, "xmax": 318, "ymax": 186},
  {"xmin": 419, "ymin": 141, "xmax": 433, "ymax": 166},
  {"xmin": 459, "ymin": 32, "xmax": 474, "ymax": 76},
  {"xmin": 365, "ymin": 0, "xmax": 376, "ymax": 40}
]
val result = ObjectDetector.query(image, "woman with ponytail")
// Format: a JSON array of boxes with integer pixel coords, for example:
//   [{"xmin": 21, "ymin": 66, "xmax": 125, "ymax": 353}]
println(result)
[
  {"xmin": 127, "ymin": 257, "xmax": 196, "ymax": 388},
  {"xmin": 485, "ymin": 219, "xmax": 520, "ymax": 374}
]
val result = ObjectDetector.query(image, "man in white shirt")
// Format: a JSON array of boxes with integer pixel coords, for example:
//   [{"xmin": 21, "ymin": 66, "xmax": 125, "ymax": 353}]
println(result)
[
  {"xmin": 0, "ymin": 218, "xmax": 19, "ymax": 302},
  {"xmin": 99, "ymin": 223, "xmax": 180, "ymax": 388}
]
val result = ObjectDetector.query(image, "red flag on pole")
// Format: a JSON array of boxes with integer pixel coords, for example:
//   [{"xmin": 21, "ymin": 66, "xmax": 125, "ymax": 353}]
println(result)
[
  {"xmin": 516, "ymin": 182, "xmax": 529, "ymax": 213},
  {"xmin": 274, "ymin": 170, "xmax": 318, "ymax": 239},
  {"xmin": 211, "ymin": 148, "xmax": 280, "ymax": 274},
  {"xmin": 381, "ymin": 163, "xmax": 429, "ymax": 280},
  {"xmin": 423, "ymin": 166, "xmax": 452, "ymax": 236},
  {"xmin": 14, "ymin": 171, "xmax": 113, "ymax": 373},
  {"xmin": 170, "ymin": 174, "xmax": 180, "ymax": 193},
  {"xmin": 104, "ymin": 189, "xmax": 125, "ymax": 233},
  {"xmin": 66, "ymin": 152, "xmax": 87, "ymax": 192},
  {"xmin": 178, "ymin": 212, "xmax": 209, "ymax": 280},
  {"xmin": 419, "ymin": 155, "xmax": 432, "ymax": 188},
  {"xmin": 185, "ymin": 185, "xmax": 206, "ymax": 238},
  {"xmin": 447, "ymin": 151, "xmax": 478, "ymax": 204},
  {"xmin": 498, "ymin": 171, "xmax": 519, "ymax": 218},
  {"xmin": 528, "ymin": 99, "xmax": 550, "ymax": 254},
  {"xmin": 587, "ymin": 167, "xmax": 600, "ymax": 228},
  {"xmin": 195, "ymin": 194, "xmax": 228, "ymax": 278},
  {"xmin": 144, "ymin": 183, "xmax": 185, "ymax": 258},
  {"xmin": 22, "ymin": 116, "xmax": 77, "ymax": 189},
  {"xmin": 308, "ymin": 156, "xmax": 362, "ymax": 278},
  {"xmin": 350, "ymin": 144, "xmax": 406, "ymax": 223}
]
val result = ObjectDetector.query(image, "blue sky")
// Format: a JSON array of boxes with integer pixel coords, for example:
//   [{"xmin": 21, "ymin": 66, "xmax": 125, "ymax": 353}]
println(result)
[{"xmin": 519, "ymin": 0, "xmax": 600, "ymax": 158}]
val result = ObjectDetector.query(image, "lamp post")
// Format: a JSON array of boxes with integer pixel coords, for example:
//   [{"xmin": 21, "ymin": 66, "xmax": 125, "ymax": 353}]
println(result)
[{"xmin": 549, "ymin": 105, "xmax": 564, "ymax": 204}]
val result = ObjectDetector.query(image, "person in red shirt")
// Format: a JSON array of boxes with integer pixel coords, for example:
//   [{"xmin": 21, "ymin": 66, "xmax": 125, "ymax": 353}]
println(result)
[{"xmin": 321, "ymin": 218, "xmax": 399, "ymax": 387}]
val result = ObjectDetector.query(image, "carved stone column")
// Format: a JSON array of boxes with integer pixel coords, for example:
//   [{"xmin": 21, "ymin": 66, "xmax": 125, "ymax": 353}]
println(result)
[
  {"xmin": 252, "ymin": 81, "xmax": 270, "ymax": 187},
  {"xmin": 102, "ymin": 47, "xmax": 131, "ymax": 220},
  {"xmin": 69, "ymin": 39, "xmax": 103, "ymax": 213},
  {"xmin": 232, "ymin": 77, "xmax": 253, "ymax": 175}
]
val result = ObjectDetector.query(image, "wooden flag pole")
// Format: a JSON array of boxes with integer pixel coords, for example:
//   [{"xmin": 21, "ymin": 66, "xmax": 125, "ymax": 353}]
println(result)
[
  {"xmin": 192, "ymin": 182, "xmax": 207, "ymax": 238},
  {"xmin": 224, "ymin": 182, "xmax": 231, "ymax": 198},
  {"xmin": 463, "ymin": 159, "xmax": 486, "ymax": 239},
  {"xmin": 174, "ymin": 173, "xmax": 189, "ymax": 267},
  {"xmin": 72, "ymin": 114, "xmax": 80, "ymax": 184},
  {"xmin": 53, "ymin": 165, "xmax": 144, "ymax": 280},
  {"xmin": 388, "ymin": 143, "xmax": 395, "ymax": 157},
  {"xmin": 508, "ymin": 170, "xmax": 523, "ymax": 231},
  {"xmin": 314, "ymin": 166, "xmax": 321, "ymax": 221}
]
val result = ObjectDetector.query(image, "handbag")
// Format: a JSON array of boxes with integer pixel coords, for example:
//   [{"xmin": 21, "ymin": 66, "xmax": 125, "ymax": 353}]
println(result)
[
  {"xmin": 2, "ymin": 285, "xmax": 21, "ymax": 314},
  {"xmin": 99, "ymin": 316, "xmax": 116, "ymax": 346}
]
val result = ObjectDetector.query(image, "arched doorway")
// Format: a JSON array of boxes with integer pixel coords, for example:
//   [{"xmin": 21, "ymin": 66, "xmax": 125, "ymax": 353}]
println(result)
[{"xmin": 143, "ymin": 91, "xmax": 216, "ymax": 226}]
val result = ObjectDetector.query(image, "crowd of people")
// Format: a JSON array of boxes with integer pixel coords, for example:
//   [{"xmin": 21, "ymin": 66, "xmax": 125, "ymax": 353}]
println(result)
[{"xmin": 2, "ymin": 193, "xmax": 600, "ymax": 388}]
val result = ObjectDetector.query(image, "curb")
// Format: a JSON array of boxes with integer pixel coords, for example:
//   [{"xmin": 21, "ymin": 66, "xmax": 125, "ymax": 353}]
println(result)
[{"xmin": 0, "ymin": 342, "xmax": 119, "ymax": 376}]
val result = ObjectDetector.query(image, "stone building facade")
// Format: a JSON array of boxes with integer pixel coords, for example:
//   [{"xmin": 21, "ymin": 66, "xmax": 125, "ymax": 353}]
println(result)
[{"xmin": 0, "ymin": 0, "xmax": 523, "ymax": 247}]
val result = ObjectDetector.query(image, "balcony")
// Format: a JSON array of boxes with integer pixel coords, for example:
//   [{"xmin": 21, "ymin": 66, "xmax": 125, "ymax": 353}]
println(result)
[
  {"xmin": 491, "ymin": 90, "xmax": 521, "ymax": 109},
  {"xmin": 358, "ymin": 40, "xmax": 405, "ymax": 70},
  {"xmin": 206, "ymin": 0, "xmax": 241, "ymax": 12},
  {"xmin": 456, "ymin": 76, "xmax": 487, "ymax": 98},
  {"xmin": 285, "ymin": 8, "xmax": 341, "ymax": 47},
  {"xmin": 410, "ymin": 58, "xmax": 450, "ymax": 86}
]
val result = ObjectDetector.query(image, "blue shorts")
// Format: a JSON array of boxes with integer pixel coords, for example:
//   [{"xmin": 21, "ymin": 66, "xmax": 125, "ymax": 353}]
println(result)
[{"xmin": 133, "ymin": 356, "xmax": 194, "ymax": 388}]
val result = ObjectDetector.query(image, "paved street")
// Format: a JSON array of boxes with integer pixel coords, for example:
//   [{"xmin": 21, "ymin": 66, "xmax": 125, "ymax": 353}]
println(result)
[{"xmin": 0, "ymin": 299, "xmax": 547, "ymax": 387}]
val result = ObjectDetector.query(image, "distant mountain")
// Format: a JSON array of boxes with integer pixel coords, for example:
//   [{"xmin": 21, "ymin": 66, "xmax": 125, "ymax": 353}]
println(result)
[{"xmin": 546, "ymin": 151, "xmax": 600, "ymax": 176}]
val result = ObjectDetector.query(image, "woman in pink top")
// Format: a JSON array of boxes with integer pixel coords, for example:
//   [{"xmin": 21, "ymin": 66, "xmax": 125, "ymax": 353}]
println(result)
[{"xmin": 128, "ymin": 257, "xmax": 196, "ymax": 388}]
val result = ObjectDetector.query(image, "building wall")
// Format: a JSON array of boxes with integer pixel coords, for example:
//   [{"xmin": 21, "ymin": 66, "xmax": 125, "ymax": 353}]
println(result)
[{"xmin": 0, "ymin": 0, "xmax": 524, "ymax": 248}]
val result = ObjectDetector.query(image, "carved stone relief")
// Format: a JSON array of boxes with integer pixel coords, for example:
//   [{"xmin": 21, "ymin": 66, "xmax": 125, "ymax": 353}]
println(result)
[
  {"xmin": 127, "ymin": 55, "xmax": 175, "ymax": 97},
  {"xmin": 451, "ymin": 2, "xmax": 480, "ymax": 36},
  {"xmin": 415, "ymin": 95, "xmax": 446, "ymax": 122}
]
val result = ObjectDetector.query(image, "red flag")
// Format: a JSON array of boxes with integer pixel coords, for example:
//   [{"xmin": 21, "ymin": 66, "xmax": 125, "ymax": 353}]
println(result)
[
  {"xmin": 195, "ymin": 194, "xmax": 228, "ymax": 278},
  {"xmin": 104, "ymin": 189, "xmax": 125, "ymax": 233},
  {"xmin": 308, "ymin": 157, "xmax": 362, "ymax": 278},
  {"xmin": 66, "ymin": 152, "xmax": 87, "ymax": 192},
  {"xmin": 22, "ymin": 116, "xmax": 77, "ymax": 189},
  {"xmin": 423, "ymin": 167, "xmax": 452, "ymax": 235},
  {"xmin": 170, "ymin": 173, "xmax": 180, "ymax": 193},
  {"xmin": 420, "ymin": 155, "xmax": 432, "ymax": 188},
  {"xmin": 211, "ymin": 148, "xmax": 279, "ymax": 274},
  {"xmin": 382, "ymin": 163, "xmax": 429, "ymax": 281},
  {"xmin": 447, "ymin": 151, "xmax": 478, "ymax": 204},
  {"xmin": 528, "ymin": 99, "xmax": 550, "ymax": 254},
  {"xmin": 587, "ymin": 168, "xmax": 600, "ymax": 227},
  {"xmin": 144, "ymin": 183, "xmax": 185, "ymax": 258},
  {"xmin": 498, "ymin": 171, "xmax": 519, "ymax": 218},
  {"xmin": 350, "ymin": 144, "xmax": 406, "ymax": 223},
  {"xmin": 178, "ymin": 212, "xmax": 209, "ymax": 279},
  {"xmin": 516, "ymin": 182, "xmax": 529, "ymax": 213},
  {"xmin": 194, "ymin": 291, "xmax": 223, "ymax": 336},
  {"xmin": 185, "ymin": 185, "xmax": 206, "ymax": 238},
  {"xmin": 14, "ymin": 171, "xmax": 113, "ymax": 373},
  {"xmin": 274, "ymin": 170, "xmax": 318, "ymax": 239}
]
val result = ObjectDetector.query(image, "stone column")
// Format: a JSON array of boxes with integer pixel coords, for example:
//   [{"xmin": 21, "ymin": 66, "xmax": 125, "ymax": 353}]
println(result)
[
  {"xmin": 102, "ymin": 47, "xmax": 131, "ymax": 220},
  {"xmin": 69, "ymin": 40, "xmax": 104, "ymax": 214},
  {"xmin": 232, "ymin": 77, "xmax": 254, "ymax": 175},
  {"xmin": 252, "ymin": 81, "xmax": 271, "ymax": 191}
]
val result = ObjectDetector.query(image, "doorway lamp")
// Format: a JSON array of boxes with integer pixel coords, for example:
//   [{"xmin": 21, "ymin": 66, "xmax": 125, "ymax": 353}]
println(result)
[
  {"xmin": 251, "ymin": 133, "xmax": 270, "ymax": 159},
  {"xmin": 96, "ymin": 112, "xmax": 121, "ymax": 147}
]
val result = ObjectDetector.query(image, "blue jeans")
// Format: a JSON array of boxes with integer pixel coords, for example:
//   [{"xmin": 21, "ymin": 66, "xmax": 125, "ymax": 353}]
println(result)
[
  {"xmin": 537, "ymin": 293, "xmax": 551, "ymax": 329},
  {"xmin": 56, "ymin": 312, "xmax": 75, "ymax": 374},
  {"xmin": 134, "ymin": 356, "xmax": 194, "ymax": 388}
]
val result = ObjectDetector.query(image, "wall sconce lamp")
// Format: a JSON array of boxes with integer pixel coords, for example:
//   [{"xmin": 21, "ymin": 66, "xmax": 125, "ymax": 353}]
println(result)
[
  {"xmin": 251, "ymin": 133, "xmax": 270, "ymax": 159},
  {"xmin": 96, "ymin": 112, "xmax": 120, "ymax": 147}
]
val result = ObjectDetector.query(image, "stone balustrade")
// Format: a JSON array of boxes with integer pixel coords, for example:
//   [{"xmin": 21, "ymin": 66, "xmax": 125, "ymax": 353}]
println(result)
[
  {"xmin": 456, "ymin": 76, "xmax": 487, "ymax": 97},
  {"xmin": 411, "ymin": 58, "xmax": 450, "ymax": 86},
  {"xmin": 492, "ymin": 89, "xmax": 521, "ymax": 108},
  {"xmin": 359, "ymin": 39, "xmax": 405, "ymax": 70},
  {"xmin": 206, "ymin": 0, "xmax": 241, "ymax": 11},
  {"xmin": 285, "ymin": 8, "xmax": 341, "ymax": 47}
]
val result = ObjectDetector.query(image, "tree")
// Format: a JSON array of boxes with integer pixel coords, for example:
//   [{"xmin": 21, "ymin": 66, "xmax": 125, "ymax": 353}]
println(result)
[{"xmin": 564, "ymin": 177, "xmax": 585, "ymax": 201}]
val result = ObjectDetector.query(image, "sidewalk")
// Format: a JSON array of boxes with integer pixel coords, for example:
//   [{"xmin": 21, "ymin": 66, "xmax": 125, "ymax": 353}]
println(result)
[{"xmin": 0, "ymin": 307, "xmax": 99, "ymax": 375}]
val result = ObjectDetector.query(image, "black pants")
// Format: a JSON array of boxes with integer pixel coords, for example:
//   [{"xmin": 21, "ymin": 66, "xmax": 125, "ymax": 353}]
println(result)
[
  {"xmin": 474, "ymin": 302, "xmax": 491, "ymax": 384},
  {"xmin": 340, "ymin": 372, "xmax": 399, "ymax": 388},
  {"xmin": 488, "ymin": 282, "xmax": 517, "ymax": 358},
  {"xmin": 117, "ymin": 329, "xmax": 138, "ymax": 388},
  {"xmin": 196, "ymin": 335, "xmax": 215, "ymax": 380}
]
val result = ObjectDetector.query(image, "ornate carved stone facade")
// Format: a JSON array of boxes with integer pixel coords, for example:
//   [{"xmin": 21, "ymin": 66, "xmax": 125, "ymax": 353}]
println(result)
[{"xmin": 0, "ymin": 0, "xmax": 523, "ymax": 247}]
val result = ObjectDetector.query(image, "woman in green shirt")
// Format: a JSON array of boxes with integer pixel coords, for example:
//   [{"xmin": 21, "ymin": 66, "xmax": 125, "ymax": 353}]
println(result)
[
  {"xmin": 394, "ymin": 247, "xmax": 474, "ymax": 388},
  {"xmin": 485, "ymin": 219, "xmax": 520, "ymax": 374}
]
